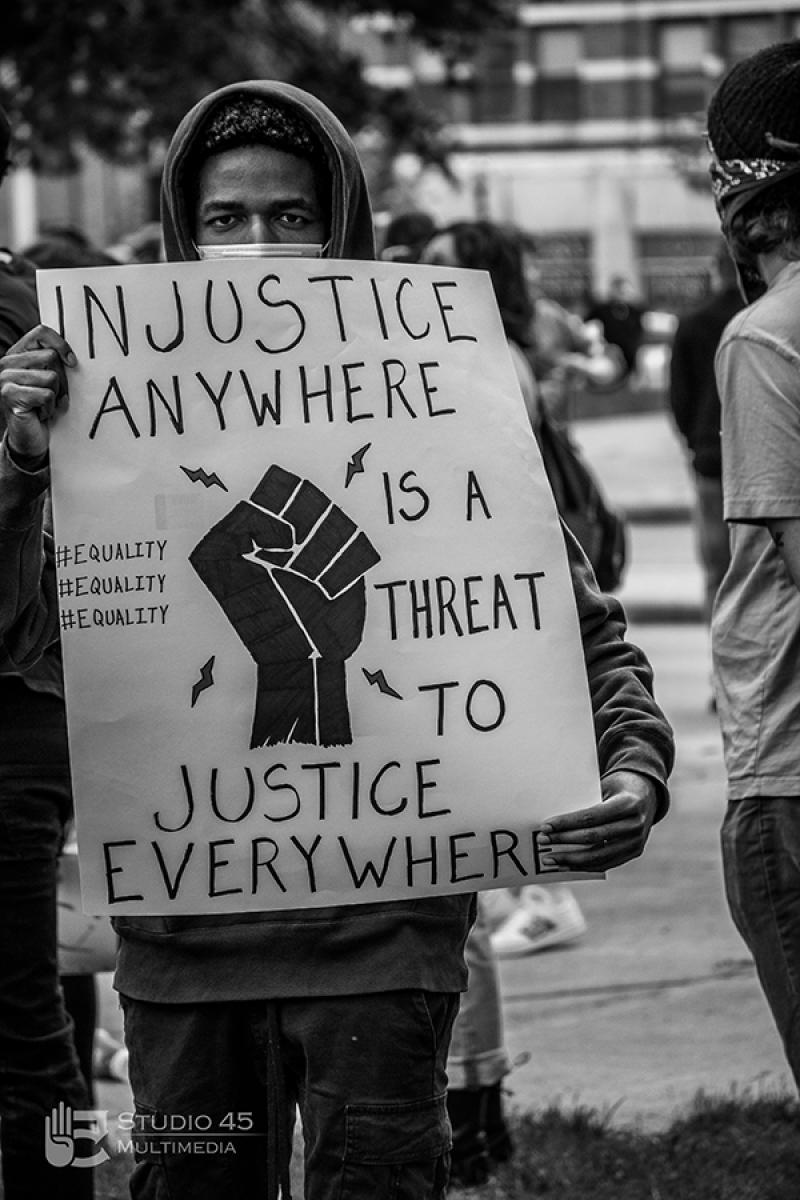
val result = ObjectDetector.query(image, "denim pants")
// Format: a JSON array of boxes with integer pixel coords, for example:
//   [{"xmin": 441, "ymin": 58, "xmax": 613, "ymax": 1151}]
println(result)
[
  {"xmin": 121, "ymin": 988, "xmax": 457, "ymax": 1199},
  {"xmin": 0, "ymin": 682, "xmax": 94, "ymax": 1200},
  {"xmin": 447, "ymin": 896, "xmax": 510, "ymax": 1091},
  {"xmin": 721, "ymin": 796, "xmax": 800, "ymax": 1088},
  {"xmin": 693, "ymin": 473, "xmax": 730, "ymax": 625}
]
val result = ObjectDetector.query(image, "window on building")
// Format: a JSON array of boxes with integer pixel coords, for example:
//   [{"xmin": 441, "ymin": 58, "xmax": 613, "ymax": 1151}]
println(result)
[
  {"xmin": 589, "ymin": 80, "xmax": 631, "ymax": 121},
  {"xmin": 724, "ymin": 17, "xmax": 779, "ymax": 64},
  {"xmin": 639, "ymin": 232, "xmax": 720, "ymax": 314},
  {"xmin": 658, "ymin": 22, "xmax": 708, "ymax": 119},
  {"xmin": 535, "ymin": 28, "xmax": 582, "ymax": 121},
  {"xmin": 474, "ymin": 30, "xmax": 522, "ymax": 121},
  {"xmin": 531, "ymin": 233, "xmax": 592, "ymax": 311},
  {"xmin": 584, "ymin": 23, "xmax": 627, "ymax": 61}
]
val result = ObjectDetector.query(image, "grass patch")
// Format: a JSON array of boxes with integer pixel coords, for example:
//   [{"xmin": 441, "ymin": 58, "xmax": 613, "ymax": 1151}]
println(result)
[
  {"xmin": 487, "ymin": 1091, "xmax": 800, "ymax": 1199},
  {"xmin": 88, "ymin": 1090, "xmax": 800, "ymax": 1199}
]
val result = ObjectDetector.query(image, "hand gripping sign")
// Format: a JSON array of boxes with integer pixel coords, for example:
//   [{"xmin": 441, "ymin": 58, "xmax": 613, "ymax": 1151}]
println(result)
[{"xmin": 39, "ymin": 257, "xmax": 603, "ymax": 915}]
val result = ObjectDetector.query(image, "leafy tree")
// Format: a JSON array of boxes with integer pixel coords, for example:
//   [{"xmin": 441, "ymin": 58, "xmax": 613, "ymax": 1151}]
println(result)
[{"xmin": 1, "ymin": 0, "xmax": 513, "ymax": 175}]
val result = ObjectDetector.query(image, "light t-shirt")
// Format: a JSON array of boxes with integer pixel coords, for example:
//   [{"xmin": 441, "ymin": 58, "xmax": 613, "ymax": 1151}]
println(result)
[{"xmin": 713, "ymin": 260, "xmax": 800, "ymax": 798}]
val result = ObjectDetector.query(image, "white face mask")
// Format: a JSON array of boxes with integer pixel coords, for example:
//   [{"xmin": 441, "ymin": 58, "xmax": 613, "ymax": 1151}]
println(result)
[{"xmin": 196, "ymin": 242, "xmax": 324, "ymax": 260}]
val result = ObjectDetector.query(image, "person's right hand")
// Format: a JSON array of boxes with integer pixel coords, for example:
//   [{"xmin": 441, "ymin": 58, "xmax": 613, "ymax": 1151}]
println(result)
[{"xmin": 0, "ymin": 324, "xmax": 76, "ymax": 464}]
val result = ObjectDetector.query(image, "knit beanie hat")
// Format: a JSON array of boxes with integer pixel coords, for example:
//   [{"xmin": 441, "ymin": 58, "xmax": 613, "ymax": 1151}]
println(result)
[{"xmin": 707, "ymin": 40, "xmax": 800, "ymax": 224}]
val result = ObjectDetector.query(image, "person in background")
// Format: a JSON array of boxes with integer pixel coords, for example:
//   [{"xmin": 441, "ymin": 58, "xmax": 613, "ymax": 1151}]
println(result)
[
  {"xmin": 419, "ymin": 221, "xmax": 644, "ymax": 1187},
  {"xmin": 422, "ymin": 221, "xmax": 594, "ymax": 958},
  {"xmin": 24, "ymin": 228, "xmax": 129, "ymax": 1103},
  {"xmin": 0, "ymin": 94, "xmax": 673, "ymax": 1199},
  {"xmin": 668, "ymin": 240, "xmax": 743, "ymax": 628},
  {"xmin": 23, "ymin": 232, "xmax": 120, "ymax": 272},
  {"xmin": 105, "ymin": 220, "xmax": 163, "ymax": 265},
  {"xmin": 518, "ymin": 234, "xmax": 625, "ymax": 423},
  {"xmin": 707, "ymin": 38, "xmax": 800, "ymax": 1091},
  {"xmin": 0, "ymin": 114, "xmax": 95, "ymax": 1199},
  {"xmin": 380, "ymin": 209, "xmax": 437, "ymax": 263},
  {"xmin": 585, "ymin": 274, "xmax": 645, "ymax": 379}
]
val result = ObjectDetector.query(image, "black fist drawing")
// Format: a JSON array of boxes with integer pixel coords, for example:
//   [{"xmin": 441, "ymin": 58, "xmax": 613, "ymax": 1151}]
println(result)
[{"xmin": 190, "ymin": 465, "xmax": 381, "ymax": 748}]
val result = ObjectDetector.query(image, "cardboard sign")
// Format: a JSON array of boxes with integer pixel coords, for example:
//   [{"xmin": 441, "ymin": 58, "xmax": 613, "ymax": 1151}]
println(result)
[{"xmin": 39, "ymin": 258, "xmax": 602, "ymax": 915}]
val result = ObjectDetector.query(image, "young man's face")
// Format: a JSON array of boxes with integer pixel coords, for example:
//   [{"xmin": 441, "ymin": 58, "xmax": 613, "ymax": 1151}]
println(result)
[{"xmin": 193, "ymin": 144, "xmax": 328, "ymax": 248}]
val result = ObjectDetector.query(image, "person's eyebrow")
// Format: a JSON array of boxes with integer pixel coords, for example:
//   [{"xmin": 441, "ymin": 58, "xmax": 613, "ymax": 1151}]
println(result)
[
  {"xmin": 196, "ymin": 195, "xmax": 244, "ymax": 214},
  {"xmin": 198, "ymin": 193, "xmax": 319, "ymax": 214},
  {"xmin": 268, "ymin": 194, "xmax": 319, "ymax": 210}
]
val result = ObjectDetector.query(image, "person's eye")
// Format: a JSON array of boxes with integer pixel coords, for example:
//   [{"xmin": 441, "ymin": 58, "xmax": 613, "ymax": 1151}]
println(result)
[
  {"xmin": 278, "ymin": 211, "xmax": 315, "ymax": 227},
  {"xmin": 207, "ymin": 214, "xmax": 240, "ymax": 230}
]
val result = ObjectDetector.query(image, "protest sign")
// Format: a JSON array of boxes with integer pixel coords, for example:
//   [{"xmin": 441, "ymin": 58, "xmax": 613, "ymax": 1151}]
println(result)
[{"xmin": 38, "ymin": 257, "xmax": 602, "ymax": 915}]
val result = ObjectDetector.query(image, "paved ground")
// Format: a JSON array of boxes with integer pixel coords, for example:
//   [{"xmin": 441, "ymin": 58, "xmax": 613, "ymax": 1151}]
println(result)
[
  {"xmin": 94, "ymin": 407, "xmax": 794, "ymax": 1136},
  {"xmin": 498, "ymin": 619, "xmax": 791, "ymax": 1132}
]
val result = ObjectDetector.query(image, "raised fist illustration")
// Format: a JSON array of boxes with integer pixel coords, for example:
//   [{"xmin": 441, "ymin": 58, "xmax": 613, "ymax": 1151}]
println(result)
[{"xmin": 190, "ymin": 465, "xmax": 381, "ymax": 748}]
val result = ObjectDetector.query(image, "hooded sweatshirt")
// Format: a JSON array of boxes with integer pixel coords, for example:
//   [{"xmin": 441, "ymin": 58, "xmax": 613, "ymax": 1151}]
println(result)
[
  {"xmin": 0, "ymin": 82, "xmax": 673, "ymax": 1004},
  {"xmin": 121, "ymin": 80, "xmax": 476, "ymax": 1002},
  {"xmin": 160, "ymin": 80, "xmax": 375, "ymax": 264}
]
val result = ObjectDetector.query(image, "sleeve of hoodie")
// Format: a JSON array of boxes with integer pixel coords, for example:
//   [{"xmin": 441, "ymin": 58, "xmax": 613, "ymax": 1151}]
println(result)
[
  {"xmin": 564, "ymin": 521, "xmax": 673, "ymax": 821},
  {"xmin": 0, "ymin": 439, "xmax": 59, "ymax": 671}
]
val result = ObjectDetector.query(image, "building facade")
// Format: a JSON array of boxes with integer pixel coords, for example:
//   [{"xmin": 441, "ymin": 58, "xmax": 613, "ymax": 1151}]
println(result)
[
  {"xmin": 2, "ymin": 2, "xmax": 799, "ymax": 314},
  {"xmin": 356, "ymin": 1, "xmax": 800, "ymax": 312}
]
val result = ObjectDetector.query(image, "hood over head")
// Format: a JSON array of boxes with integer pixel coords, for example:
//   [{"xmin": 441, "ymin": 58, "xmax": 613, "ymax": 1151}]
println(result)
[{"xmin": 160, "ymin": 80, "xmax": 375, "ymax": 262}]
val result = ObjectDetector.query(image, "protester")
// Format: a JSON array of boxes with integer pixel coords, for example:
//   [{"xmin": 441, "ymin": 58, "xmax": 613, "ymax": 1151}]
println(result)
[
  {"xmin": 105, "ymin": 220, "xmax": 163, "ymax": 265},
  {"xmin": 421, "ymin": 221, "xmax": 540, "ymax": 426},
  {"xmin": 585, "ymin": 275, "xmax": 645, "ymax": 378},
  {"xmin": 26, "ymin": 229, "xmax": 131, "ymax": 1103},
  {"xmin": 23, "ymin": 232, "xmax": 120, "ymax": 271},
  {"xmin": 519, "ymin": 235, "xmax": 625, "ymax": 422},
  {"xmin": 668, "ymin": 240, "xmax": 742, "ymax": 627},
  {"xmin": 419, "ymin": 220, "xmax": 643, "ymax": 1186},
  {"xmin": 0, "ymin": 111, "xmax": 95, "ymax": 1200},
  {"xmin": 0, "ymin": 82, "xmax": 674, "ymax": 1198},
  {"xmin": 380, "ymin": 209, "xmax": 437, "ymax": 263},
  {"xmin": 707, "ymin": 38, "xmax": 800, "ymax": 1090}
]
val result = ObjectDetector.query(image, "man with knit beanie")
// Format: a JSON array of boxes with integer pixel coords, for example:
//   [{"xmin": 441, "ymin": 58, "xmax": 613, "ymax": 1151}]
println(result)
[{"xmin": 707, "ymin": 38, "xmax": 800, "ymax": 1090}]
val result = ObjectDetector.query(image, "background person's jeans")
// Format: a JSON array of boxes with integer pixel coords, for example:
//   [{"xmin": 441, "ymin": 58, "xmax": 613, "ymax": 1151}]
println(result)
[
  {"xmin": 0, "ymin": 763, "xmax": 94, "ymax": 1200},
  {"xmin": 447, "ymin": 896, "xmax": 510, "ymax": 1091},
  {"xmin": 122, "ymin": 988, "xmax": 457, "ymax": 1199},
  {"xmin": 721, "ymin": 796, "xmax": 800, "ymax": 1088},
  {"xmin": 693, "ymin": 473, "xmax": 730, "ymax": 625}
]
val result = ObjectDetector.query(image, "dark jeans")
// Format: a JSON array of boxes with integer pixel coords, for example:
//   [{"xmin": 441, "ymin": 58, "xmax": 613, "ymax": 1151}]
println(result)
[
  {"xmin": 121, "ymin": 989, "xmax": 457, "ymax": 1199},
  {"xmin": 721, "ymin": 796, "xmax": 800, "ymax": 1088},
  {"xmin": 0, "ymin": 756, "xmax": 94, "ymax": 1199},
  {"xmin": 693, "ymin": 473, "xmax": 730, "ymax": 625}
]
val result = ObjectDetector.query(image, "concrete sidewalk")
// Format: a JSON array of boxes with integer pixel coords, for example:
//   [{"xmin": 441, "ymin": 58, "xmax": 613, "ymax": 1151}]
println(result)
[
  {"xmin": 497, "ymin": 619, "xmax": 791, "ymax": 1132},
  {"xmin": 572, "ymin": 410, "xmax": 705, "ymax": 623},
  {"xmin": 488, "ymin": 411, "xmax": 793, "ymax": 1131}
]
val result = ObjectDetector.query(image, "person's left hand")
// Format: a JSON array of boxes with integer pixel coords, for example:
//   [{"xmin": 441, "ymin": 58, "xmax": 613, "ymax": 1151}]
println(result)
[{"xmin": 537, "ymin": 770, "xmax": 660, "ymax": 872}]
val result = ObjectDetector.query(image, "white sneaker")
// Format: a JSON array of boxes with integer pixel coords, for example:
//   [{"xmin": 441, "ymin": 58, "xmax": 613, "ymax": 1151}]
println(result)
[
  {"xmin": 479, "ymin": 888, "xmax": 521, "ymax": 933},
  {"xmin": 93, "ymin": 1028, "xmax": 130, "ymax": 1082},
  {"xmin": 489, "ymin": 886, "xmax": 587, "ymax": 958}
]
